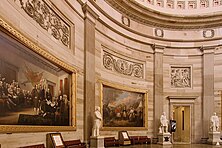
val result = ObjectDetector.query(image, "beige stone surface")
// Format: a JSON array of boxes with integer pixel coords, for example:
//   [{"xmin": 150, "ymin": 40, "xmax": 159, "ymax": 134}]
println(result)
[{"xmin": 0, "ymin": 0, "xmax": 222, "ymax": 146}]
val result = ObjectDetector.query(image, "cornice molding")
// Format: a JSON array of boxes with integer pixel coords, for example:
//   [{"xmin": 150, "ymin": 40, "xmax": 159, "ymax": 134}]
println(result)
[
  {"xmin": 105, "ymin": 0, "xmax": 222, "ymax": 29},
  {"xmin": 90, "ymin": 0, "xmax": 222, "ymax": 44}
]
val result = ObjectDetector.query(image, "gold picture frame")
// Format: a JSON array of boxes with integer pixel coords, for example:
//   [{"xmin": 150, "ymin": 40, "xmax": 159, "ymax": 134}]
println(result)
[
  {"xmin": 0, "ymin": 17, "xmax": 76, "ymax": 132},
  {"xmin": 100, "ymin": 80, "xmax": 148, "ymax": 130}
]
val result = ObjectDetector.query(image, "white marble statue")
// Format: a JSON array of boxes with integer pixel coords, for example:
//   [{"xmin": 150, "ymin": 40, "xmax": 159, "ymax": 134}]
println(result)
[
  {"xmin": 210, "ymin": 112, "xmax": 219, "ymax": 132},
  {"xmin": 159, "ymin": 112, "xmax": 169, "ymax": 133},
  {"xmin": 92, "ymin": 106, "xmax": 102, "ymax": 137}
]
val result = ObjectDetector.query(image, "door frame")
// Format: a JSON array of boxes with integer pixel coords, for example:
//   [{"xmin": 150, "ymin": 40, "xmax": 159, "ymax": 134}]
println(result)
[
  {"xmin": 168, "ymin": 96, "xmax": 197, "ymax": 144},
  {"xmin": 172, "ymin": 105, "xmax": 191, "ymax": 144}
]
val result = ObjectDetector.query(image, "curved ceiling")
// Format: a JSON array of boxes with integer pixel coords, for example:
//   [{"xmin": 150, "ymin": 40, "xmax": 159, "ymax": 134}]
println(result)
[{"xmin": 105, "ymin": 0, "xmax": 222, "ymax": 29}]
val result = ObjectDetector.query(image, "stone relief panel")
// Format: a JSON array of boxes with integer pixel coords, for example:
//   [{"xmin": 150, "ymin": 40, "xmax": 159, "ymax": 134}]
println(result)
[
  {"xmin": 155, "ymin": 28, "xmax": 164, "ymax": 37},
  {"xmin": 122, "ymin": 16, "xmax": 130, "ymax": 27},
  {"xmin": 147, "ymin": 0, "xmax": 154, "ymax": 5},
  {"xmin": 137, "ymin": 0, "xmax": 222, "ymax": 10},
  {"xmin": 188, "ymin": 1, "xmax": 197, "ymax": 9},
  {"xmin": 167, "ymin": 0, "xmax": 175, "ymax": 8},
  {"xmin": 157, "ymin": 0, "xmax": 164, "ymax": 7},
  {"xmin": 17, "ymin": 0, "xmax": 70, "ymax": 48},
  {"xmin": 177, "ymin": 1, "xmax": 185, "ymax": 9},
  {"xmin": 213, "ymin": 0, "xmax": 222, "ymax": 6},
  {"xmin": 103, "ymin": 51, "xmax": 144, "ymax": 78},
  {"xmin": 200, "ymin": 0, "xmax": 209, "ymax": 8},
  {"xmin": 203, "ymin": 29, "xmax": 214, "ymax": 38},
  {"xmin": 171, "ymin": 66, "xmax": 191, "ymax": 88}
]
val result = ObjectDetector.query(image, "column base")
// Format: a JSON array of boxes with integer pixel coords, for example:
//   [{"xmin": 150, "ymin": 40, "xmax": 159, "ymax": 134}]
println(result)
[
  {"xmin": 157, "ymin": 132, "xmax": 172, "ymax": 145},
  {"xmin": 208, "ymin": 132, "xmax": 221, "ymax": 145},
  {"xmin": 90, "ymin": 136, "xmax": 104, "ymax": 148}
]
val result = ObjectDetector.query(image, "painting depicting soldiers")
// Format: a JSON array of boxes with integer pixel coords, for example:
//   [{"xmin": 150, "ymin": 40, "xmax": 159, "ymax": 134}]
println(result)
[{"xmin": 102, "ymin": 85, "xmax": 145, "ymax": 127}]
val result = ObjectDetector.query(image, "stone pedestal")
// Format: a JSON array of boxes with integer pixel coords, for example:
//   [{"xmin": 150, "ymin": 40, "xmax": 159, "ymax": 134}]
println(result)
[
  {"xmin": 157, "ymin": 132, "xmax": 172, "ymax": 145},
  {"xmin": 90, "ymin": 136, "xmax": 104, "ymax": 148},
  {"xmin": 208, "ymin": 132, "xmax": 221, "ymax": 145}
]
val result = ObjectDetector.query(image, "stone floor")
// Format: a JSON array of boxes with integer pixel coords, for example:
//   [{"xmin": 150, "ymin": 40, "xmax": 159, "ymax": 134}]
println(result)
[{"xmin": 108, "ymin": 144, "xmax": 222, "ymax": 148}]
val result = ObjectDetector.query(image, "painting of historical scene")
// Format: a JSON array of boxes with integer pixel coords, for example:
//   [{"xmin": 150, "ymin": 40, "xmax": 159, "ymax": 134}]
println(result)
[
  {"xmin": 0, "ymin": 33, "xmax": 72, "ymax": 127},
  {"xmin": 102, "ymin": 85, "xmax": 146, "ymax": 128},
  {"xmin": 171, "ymin": 67, "xmax": 191, "ymax": 88}
]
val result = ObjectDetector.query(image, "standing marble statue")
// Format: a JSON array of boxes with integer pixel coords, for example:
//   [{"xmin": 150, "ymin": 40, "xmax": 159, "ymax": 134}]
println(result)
[
  {"xmin": 92, "ymin": 106, "xmax": 102, "ymax": 137},
  {"xmin": 210, "ymin": 112, "xmax": 219, "ymax": 132},
  {"xmin": 159, "ymin": 112, "xmax": 169, "ymax": 133}
]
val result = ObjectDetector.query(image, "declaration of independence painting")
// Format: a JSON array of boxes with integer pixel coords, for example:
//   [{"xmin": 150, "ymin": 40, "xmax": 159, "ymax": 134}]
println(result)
[
  {"xmin": 102, "ymin": 82, "xmax": 147, "ymax": 129},
  {"xmin": 0, "ymin": 30, "xmax": 74, "ymax": 130}
]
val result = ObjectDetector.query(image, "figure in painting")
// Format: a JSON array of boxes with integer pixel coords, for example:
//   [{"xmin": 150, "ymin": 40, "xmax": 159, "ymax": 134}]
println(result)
[
  {"xmin": 92, "ymin": 106, "xmax": 102, "ymax": 137},
  {"xmin": 159, "ymin": 112, "xmax": 169, "ymax": 133},
  {"xmin": 210, "ymin": 112, "xmax": 219, "ymax": 132}
]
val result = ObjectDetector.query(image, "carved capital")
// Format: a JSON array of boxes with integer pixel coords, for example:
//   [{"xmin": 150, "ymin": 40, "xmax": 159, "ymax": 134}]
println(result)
[
  {"xmin": 152, "ymin": 44, "xmax": 165, "ymax": 53},
  {"xmin": 82, "ymin": 3, "xmax": 99, "ymax": 24},
  {"xmin": 200, "ymin": 46, "xmax": 216, "ymax": 54}
]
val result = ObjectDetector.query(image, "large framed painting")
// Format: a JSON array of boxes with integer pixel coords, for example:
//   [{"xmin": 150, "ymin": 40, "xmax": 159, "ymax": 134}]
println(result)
[
  {"xmin": 0, "ymin": 18, "xmax": 76, "ymax": 132},
  {"xmin": 100, "ymin": 81, "xmax": 148, "ymax": 130}
]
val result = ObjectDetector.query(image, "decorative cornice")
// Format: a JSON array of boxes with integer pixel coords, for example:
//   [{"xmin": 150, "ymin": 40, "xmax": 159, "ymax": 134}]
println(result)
[
  {"xmin": 103, "ymin": 50, "xmax": 144, "ymax": 78},
  {"xmin": 89, "ymin": 0, "xmax": 222, "ymax": 44},
  {"xmin": 105, "ymin": 0, "xmax": 222, "ymax": 29},
  {"xmin": 18, "ymin": 0, "xmax": 71, "ymax": 47},
  {"xmin": 167, "ymin": 96, "xmax": 198, "ymax": 103},
  {"xmin": 167, "ymin": 96, "xmax": 198, "ymax": 99}
]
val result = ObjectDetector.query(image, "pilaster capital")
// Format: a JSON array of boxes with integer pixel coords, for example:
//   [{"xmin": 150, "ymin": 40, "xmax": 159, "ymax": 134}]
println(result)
[
  {"xmin": 82, "ymin": 3, "xmax": 99, "ymax": 24},
  {"xmin": 200, "ymin": 45, "xmax": 216, "ymax": 54},
  {"xmin": 152, "ymin": 44, "xmax": 165, "ymax": 53}
]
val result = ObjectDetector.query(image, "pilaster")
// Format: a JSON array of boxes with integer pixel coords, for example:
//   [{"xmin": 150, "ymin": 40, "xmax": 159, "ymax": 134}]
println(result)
[
  {"xmin": 201, "ymin": 46, "xmax": 215, "ymax": 141},
  {"xmin": 153, "ymin": 44, "xmax": 165, "ymax": 137},
  {"xmin": 82, "ymin": 3, "xmax": 99, "ymax": 143}
]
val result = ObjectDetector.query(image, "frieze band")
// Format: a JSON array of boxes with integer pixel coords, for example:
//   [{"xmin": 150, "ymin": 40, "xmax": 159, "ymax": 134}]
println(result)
[
  {"xmin": 103, "ymin": 51, "xmax": 143, "ymax": 78},
  {"xmin": 18, "ymin": 0, "xmax": 70, "ymax": 47}
]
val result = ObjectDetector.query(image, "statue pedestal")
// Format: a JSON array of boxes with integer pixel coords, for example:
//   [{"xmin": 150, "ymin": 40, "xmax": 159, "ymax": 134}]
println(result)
[
  {"xmin": 90, "ymin": 136, "xmax": 104, "ymax": 148},
  {"xmin": 157, "ymin": 132, "xmax": 172, "ymax": 145},
  {"xmin": 208, "ymin": 132, "xmax": 221, "ymax": 145}
]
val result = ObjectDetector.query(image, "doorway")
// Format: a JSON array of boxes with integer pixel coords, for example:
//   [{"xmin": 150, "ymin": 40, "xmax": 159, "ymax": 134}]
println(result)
[{"xmin": 173, "ymin": 106, "xmax": 191, "ymax": 143}]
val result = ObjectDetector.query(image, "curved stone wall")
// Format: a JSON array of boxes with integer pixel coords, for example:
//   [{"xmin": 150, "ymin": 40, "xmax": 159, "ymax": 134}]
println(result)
[
  {"xmin": 0, "ymin": 0, "xmax": 221, "ymax": 146},
  {"xmin": 91, "ymin": 0, "xmax": 222, "ymax": 143}
]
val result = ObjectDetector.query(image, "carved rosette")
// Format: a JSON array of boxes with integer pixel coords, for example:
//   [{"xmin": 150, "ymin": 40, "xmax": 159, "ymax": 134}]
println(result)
[
  {"xmin": 18, "ymin": 0, "xmax": 70, "ymax": 47},
  {"xmin": 103, "ymin": 51, "xmax": 143, "ymax": 78},
  {"xmin": 171, "ymin": 67, "xmax": 191, "ymax": 88}
]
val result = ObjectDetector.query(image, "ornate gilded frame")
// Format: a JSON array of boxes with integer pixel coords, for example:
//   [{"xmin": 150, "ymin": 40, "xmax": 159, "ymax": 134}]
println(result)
[
  {"xmin": 100, "ymin": 80, "xmax": 148, "ymax": 130},
  {"xmin": 0, "ymin": 17, "xmax": 77, "ymax": 133}
]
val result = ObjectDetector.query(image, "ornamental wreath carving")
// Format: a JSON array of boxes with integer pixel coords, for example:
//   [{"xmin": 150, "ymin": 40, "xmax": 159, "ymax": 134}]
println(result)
[
  {"xmin": 18, "ymin": 0, "xmax": 70, "ymax": 47},
  {"xmin": 171, "ymin": 67, "xmax": 191, "ymax": 88},
  {"xmin": 103, "ymin": 51, "xmax": 143, "ymax": 78}
]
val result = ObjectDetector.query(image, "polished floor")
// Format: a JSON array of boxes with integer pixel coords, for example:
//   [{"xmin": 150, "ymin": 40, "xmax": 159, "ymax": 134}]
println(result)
[{"xmin": 108, "ymin": 144, "xmax": 222, "ymax": 148}]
